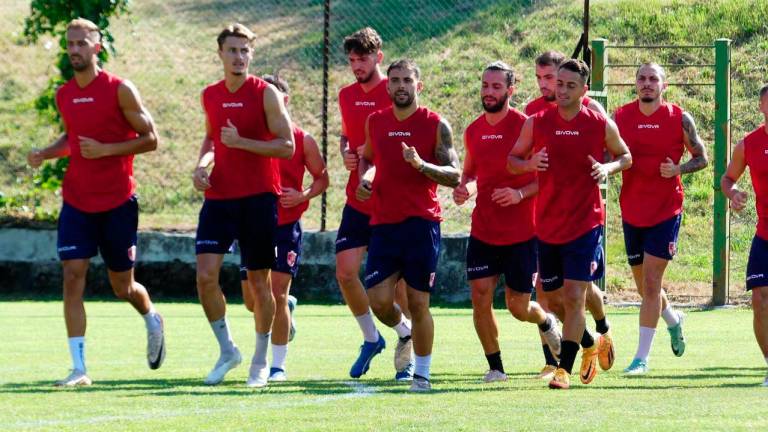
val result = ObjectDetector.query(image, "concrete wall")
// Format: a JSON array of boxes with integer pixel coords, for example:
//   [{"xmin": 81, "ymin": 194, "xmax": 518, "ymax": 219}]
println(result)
[{"xmin": 0, "ymin": 228, "xmax": 472, "ymax": 303}]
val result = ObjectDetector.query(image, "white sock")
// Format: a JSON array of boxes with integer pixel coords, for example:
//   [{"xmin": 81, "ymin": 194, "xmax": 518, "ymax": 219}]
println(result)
[
  {"xmin": 252, "ymin": 332, "xmax": 270, "ymax": 369},
  {"xmin": 662, "ymin": 306, "xmax": 680, "ymax": 327},
  {"xmin": 635, "ymin": 326, "xmax": 656, "ymax": 361},
  {"xmin": 392, "ymin": 315, "xmax": 412, "ymax": 339},
  {"xmin": 272, "ymin": 344, "xmax": 288, "ymax": 370},
  {"xmin": 68, "ymin": 337, "xmax": 86, "ymax": 372},
  {"xmin": 355, "ymin": 311, "xmax": 380, "ymax": 343},
  {"xmin": 414, "ymin": 354, "xmax": 431, "ymax": 380},
  {"xmin": 210, "ymin": 317, "xmax": 235, "ymax": 355},
  {"xmin": 142, "ymin": 307, "xmax": 161, "ymax": 332}
]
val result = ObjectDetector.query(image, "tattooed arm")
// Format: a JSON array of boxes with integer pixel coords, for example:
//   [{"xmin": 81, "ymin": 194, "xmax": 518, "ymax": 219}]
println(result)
[
  {"xmin": 661, "ymin": 111, "xmax": 709, "ymax": 178},
  {"xmin": 401, "ymin": 118, "xmax": 461, "ymax": 187}
]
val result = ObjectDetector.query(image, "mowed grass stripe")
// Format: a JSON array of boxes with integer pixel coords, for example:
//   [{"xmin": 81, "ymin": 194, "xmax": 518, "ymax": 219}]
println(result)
[{"xmin": 0, "ymin": 302, "xmax": 765, "ymax": 431}]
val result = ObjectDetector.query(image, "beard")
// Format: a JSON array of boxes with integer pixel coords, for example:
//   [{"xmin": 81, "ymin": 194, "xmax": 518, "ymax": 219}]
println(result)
[
  {"xmin": 355, "ymin": 69, "xmax": 375, "ymax": 84},
  {"xmin": 543, "ymin": 93, "xmax": 556, "ymax": 102},
  {"xmin": 482, "ymin": 93, "xmax": 508, "ymax": 113},
  {"xmin": 69, "ymin": 55, "xmax": 90, "ymax": 72},
  {"xmin": 393, "ymin": 92, "xmax": 415, "ymax": 108},
  {"xmin": 640, "ymin": 96, "xmax": 656, "ymax": 103}
]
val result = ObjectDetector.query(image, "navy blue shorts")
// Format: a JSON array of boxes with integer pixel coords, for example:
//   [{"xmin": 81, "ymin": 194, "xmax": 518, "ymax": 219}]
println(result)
[
  {"xmin": 538, "ymin": 225, "xmax": 604, "ymax": 292},
  {"xmin": 623, "ymin": 214, "xmax": 682, "ymax": 266},
  {"xmin": 240, "ymin": 220, "xmax": 303, "ymax": 280},
  {"xmin": 466, "ymin": 236, "xmax": 538, "ymax": 294},
  {"xmin": 365, "ymin": 217, "xmax": 441, "ymax": 293},
  {"xmin": 57, "ymin": 195, "xmax": 138, "ymax": 272},
  {"xmin": 196, "ymin": 193, "xmax": 277, "ymax": 271},
  {"xmin": 747, "ymin": 235, "xmax": 768, "ymax": 291},
  {"xmin": 335, "ymin": 204, "xmax": 371, "ymax": 253}
]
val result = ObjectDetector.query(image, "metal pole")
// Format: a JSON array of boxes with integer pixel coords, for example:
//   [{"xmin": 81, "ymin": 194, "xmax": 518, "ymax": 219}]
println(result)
[
  {"xmin": 583, "ymin": 0, "xmax": 590, "ymax": 67},
  {"xmin": 320, "ymin": 0, "xmax": 330, "ymax": 232},
  {"xmin": 590, "ymin": 38, "xmax": 608, "ymax": 292},
  {"xmin": 712, "ymin": 38, "xmax": 731, "ymax": 305}
]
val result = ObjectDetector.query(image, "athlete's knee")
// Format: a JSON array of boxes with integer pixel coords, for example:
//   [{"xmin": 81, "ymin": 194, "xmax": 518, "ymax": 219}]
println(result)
[
  {"xmin": 62, "ymin": 263, "xmax": 87, "ymax": 287},
  {"xmin": 470, "ymin": 284, "xmax": 493, "ymax": 306},
  {"xmin": 506, "ymin": 299, "xmax": 529, "ymax": 321},
  {"xmin": 754, "ymin": 289, "xmax": 768, "ymax": 315},
  {"xmin": 562, "ymin": 284, "xmax": 587, "ymax": 309},
  {"xmin": 196, "ymin": 266, "xmax": 219, "ymax": 292}
]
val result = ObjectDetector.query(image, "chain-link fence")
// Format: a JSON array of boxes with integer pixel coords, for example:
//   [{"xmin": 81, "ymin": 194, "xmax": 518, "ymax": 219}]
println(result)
[{"xmin": 2, "ymin": 0, "xmax": 766, "ymax": 301}]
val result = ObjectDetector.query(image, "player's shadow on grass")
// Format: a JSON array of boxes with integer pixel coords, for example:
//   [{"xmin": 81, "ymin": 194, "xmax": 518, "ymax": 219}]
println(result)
[{"xmin": 0, "ymin": 378, "xmax": 202, "ymax": 394}]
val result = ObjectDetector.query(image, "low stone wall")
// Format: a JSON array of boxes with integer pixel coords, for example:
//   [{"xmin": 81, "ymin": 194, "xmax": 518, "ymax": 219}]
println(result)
[{"xmin": 0, "ymin": 228, "xmax": 471, "ymax": 303}]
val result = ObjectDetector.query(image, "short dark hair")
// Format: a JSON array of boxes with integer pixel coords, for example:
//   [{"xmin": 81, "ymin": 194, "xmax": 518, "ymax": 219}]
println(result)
[
  {"xmin": 759, "ymin": 84, "xmax": 768, "ymax": 99},
  {"xmin": 343, "ymin": 27, "xmax": 382, "ymax": 55},
  {"xmin": 535, "ymin": 50, "xmax": 566, "ymax": 68},
  {"xmin": 262, "ymin": 74, "xmax": 290, "ymax": 95},
  {"xmin": 387, "ymin": 59, "xmax": 420, "ymax": 79},
  {"xmin": 484, "ymin": 61, "xmax": 515, "ymax": 87},
  {"xmin": 66, "ymin": 18, "xmax": 102, "ymax": 42},
  {"xmin": 558, "ymin": 59, "xmax": 590, "ymax": 83},
  {"xmin": 217, "ymin": 23, "xmax": 255, "ymax": 50}
]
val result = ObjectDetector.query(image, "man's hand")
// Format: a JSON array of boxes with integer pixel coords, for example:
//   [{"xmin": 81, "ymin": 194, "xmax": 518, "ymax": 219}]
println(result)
[
  {"xmin": 27, "ymin": 150, "xmax": 44, "ymax": 168},
  {"xmin": 491, "ymin": 187, "xmax": 523, "ymax": 207},
  {"xmin": 192, "ymin": 167, "xmax": 211, "ymax": 191},
  {"xmin": 401, "ymin": 142, "xmax": 423, "ymax": 170},
  {"xmin": 730, "ymin": 190, "xmax": 748, "ymax": 212},
  {"xmin": 280, "ymin": 187, "xmax": 305, "ymax": 208},
  {"xmin": 660, "ymin": 157, "xmax": 680, "ymax": 178},
  {"xmin": 79, "ymin": 136, "xmax": 109, "ymax": 159},
  {"xmin": 588, "ymin": 155, "xmax": 609, "ymax": 182},
  {"xmin": 356, "ymin": 179, "xmax": 372, "ymax": 201},
  {"xmin": 528, "ymin": 147, "xmax": 548, "ymax": 172},
  {"xmin": 453, "ymin": 184, "xmax": 470, "ymax": 205},
  {"xmin": 342, "ymin": 146, "xmax": 359, "ymax": 171},
  {"xmin": 220, "ymin": 119, "xmax": 241, "ymax": 148}
]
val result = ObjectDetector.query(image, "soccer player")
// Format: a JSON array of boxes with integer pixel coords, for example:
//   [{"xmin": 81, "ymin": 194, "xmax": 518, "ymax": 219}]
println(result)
[
  {"xmin": 721, "ymin": 83, "xmax": 768, "ymax": 387},
  {"xmin": 26, "ymin": 18, "xmax": 164, "ymax": 386},
  {"xmin": 524, "ymin": 50, "xmax": 615, "ymax": 380},
  {"xmin": 336, "ymin": 27, "xmax": 414, "ymax": 381},
  {"xmin": 616, "ymin": 63, "xmax": 708, "ymax": 374},
  {"xmin": 508, "ymin": 59, "xmax": 632, "ymax": 389},
  {"xmin": 192, "ymin": 24, "xmax": 294, "ymax": 387},
  {"xmin": 237, "ymin": 74, "xmax": 329, "ymax": 382},
  {"xmin": 453, "ymin": 61, "xmax": 561, "ymax": 383},
  {"xmin": 357, "ymin": 59, "xmax": 461, "ymax": 392}
]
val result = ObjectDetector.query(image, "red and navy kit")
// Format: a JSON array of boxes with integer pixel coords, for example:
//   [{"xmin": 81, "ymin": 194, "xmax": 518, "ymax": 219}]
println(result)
[
  {"xmin": 743, "ymin": 125, "xmax": 768, "ymax": 290},
  {"xmin": 364, "ymin": 106, "xmax": 442, "ymax": 292},
  {"xmin": 338, "ymin": 79, "xmax": 391, "ymax": 215},
  {"xmin": 202, "ymin": 75, "xmax": 281, "ymax": 199},
  {"xmin": 55, "ymin": 70, "xmax": 140, "ymax": 269},
  {"xmin": 335, "ymin": 79, "xmax": 391, "ymax": 253},
  {"xmin": 532, "ymin": 105, "xmax": 606, "ymax": 290},
  {"xmin": 463, "ymin": 109, "xmax": 537, "ymax": 292},
  {"xmin": 196, "ymin": 75, "xmax": 280, "ymax": 270},
  {"xmin": 616, "ymin": 100, "xmax": 685, "ymax": 264},
  {"xmin": 524, "ymin": 95, "xmax": 593, "ymax": 117}
]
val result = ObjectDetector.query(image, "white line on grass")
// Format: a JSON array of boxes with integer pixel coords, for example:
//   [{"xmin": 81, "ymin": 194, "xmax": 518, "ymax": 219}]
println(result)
[{"xmin": 6, "ymin": 381, "xmax": 376, "ymax": 429}]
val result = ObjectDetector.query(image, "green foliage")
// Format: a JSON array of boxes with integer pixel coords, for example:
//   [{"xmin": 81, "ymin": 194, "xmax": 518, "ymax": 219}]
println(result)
[{"xmin": 19, "ymin": 0, "xmax": 130, "ymax": 200}]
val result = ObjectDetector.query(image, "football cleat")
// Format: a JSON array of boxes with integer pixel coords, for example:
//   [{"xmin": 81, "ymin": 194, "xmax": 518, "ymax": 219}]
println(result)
[
  {"xmin": 409, "ymin": 374, "xmax": 432, "ymax": 392},
  {"xmin": 597, "ymin": 330, "xmax": 615, "ymax": 371},
  {"xmin": 349, "ymin": 332, "xmax": 386, "ymax": 378},
  {"xmin": 668, "ymin": 311, "xmax": 686, "ymax": 357},
  {"xmin": 580, "ymin": 342, "xmax": 599, "ymax": 384},
  {"xmin": 483, "ymin": 369, "xmax": 508, "ymax": 383},
  {"xmin": 54, "ymin": 369, "xmax": 92, "ymax": 387},
  {"xmin": 204, "ymin": 346, "xmax": 242, "ymax": 385},
  {"xmin": 537, "ymin": 364, "xmax": 557, "ymax": 381},
  {"xmin": 548, "ymin": 368, "xmax": 570, "ymax": 389},
  {"xmin": 623, "ymin": 358, "xmax": 650, "ymax": 375},
  {"xmin": 146, "ymin": 313, "xmax": 165, "ymax": 370}
]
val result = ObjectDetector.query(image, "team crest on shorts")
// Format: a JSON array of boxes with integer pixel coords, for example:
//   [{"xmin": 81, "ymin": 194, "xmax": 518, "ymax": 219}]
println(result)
[
  {"xmin": 668, "ymin": 242, "xmax": 677, "ymax": 257},
  {"xmin": 590, "ymin": 261, "xmax": 598, "ymax": 276},
  {"xmin": 286, "ymin": 250, "xmax": 297, "ymax": 267},
  {"xmin": 127, "ymin": 245, "xmax": 136, "ymax": 262},
  {"xmin": 429, "ymin": 272, "xmax": 436, "ymax": 288}
]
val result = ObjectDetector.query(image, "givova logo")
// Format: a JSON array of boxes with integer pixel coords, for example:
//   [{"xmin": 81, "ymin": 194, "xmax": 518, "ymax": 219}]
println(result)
[
  {"xmin": 222, "ymin": 102, "xmax": 244, "ymax": 108},
  {"xmin": 638, "ymin": 124, "xmax": 660, "ymax": 129},
  {"xmin": 388, "ymin": 131, "xmax": 412, "ymax": 137},
  {"xmin": 73, "ymin": 97, "xmax": 94, "ymax": 104},
  {"xmin": 555, "ymin": 130, "xmax": 579, "ymax": 136},
  {"xmin": 482, "ymin": 134, "xmax": 503, "ymax": 140},
  {"xmin": 355, "ymin": 101, "xmax": 376, "ymax": 107}
]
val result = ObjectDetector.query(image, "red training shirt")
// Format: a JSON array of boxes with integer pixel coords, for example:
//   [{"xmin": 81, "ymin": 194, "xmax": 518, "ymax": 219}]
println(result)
[{"xmin": 743, "ymin": 125, "xmax": 768, "ymax": 241}]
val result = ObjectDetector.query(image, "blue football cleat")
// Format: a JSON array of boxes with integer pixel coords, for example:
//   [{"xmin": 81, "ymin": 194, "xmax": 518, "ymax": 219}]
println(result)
[{"xmin": 349, "ymin": 332, "xmax": 386, "ymax": 378}]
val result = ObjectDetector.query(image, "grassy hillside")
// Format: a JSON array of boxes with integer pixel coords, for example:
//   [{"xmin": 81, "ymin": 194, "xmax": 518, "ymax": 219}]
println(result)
[{"xmin": 2, "ymin": 0, "xmax": 767, "ymax": 298}]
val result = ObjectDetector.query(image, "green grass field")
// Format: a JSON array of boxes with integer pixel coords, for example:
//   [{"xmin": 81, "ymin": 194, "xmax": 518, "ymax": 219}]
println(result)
[{"xmin": 1, "ymin": 301, "xmax": 765, "ymax": 431}]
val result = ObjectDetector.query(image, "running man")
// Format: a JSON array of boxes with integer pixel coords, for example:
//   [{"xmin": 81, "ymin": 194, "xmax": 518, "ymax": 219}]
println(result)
[
  {"xmin": 508, "ymin": 59, "xmax": 632, "ymax": 389},
  {"xmin": 721, "ymin": 83, "xmax": 768, "ymax": 387},
  {"xmin": 26, "ymin": 18, "xmax": 165, "ymax": 386},
  {"xmin": 453, "ymin": 61, "xmax": 561, "ymax": 383},
  {"xmin": 524, "ymin": 50, "xmax": 615, "ymax": 380},
  {"xmin": 357, "ymin": 59, "xmax": 461, "ymax": 392},
  {"xmin": 336, "ymin": 27, "xmax": 414, "ymax": 381},
  {"xmin": 192, "ymin": 24, "xmax": 294, "ymax": 388},
  {"xmin": 237, "ymin": 74, "xmax": 329, "ymax": 382},
  {"xmin": 616, "ymin": 63, "xmax": 708, "ymax": 374}
]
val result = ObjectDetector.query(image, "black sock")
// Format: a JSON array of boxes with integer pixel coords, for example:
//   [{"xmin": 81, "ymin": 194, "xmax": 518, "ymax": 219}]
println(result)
[
  {"xmin": 595, "ymin": 318, "xmax": 609, "ymax": 335},
  {"xmin": 485, "ymin": 351, "xmax": 505, "ymax": 373},
  {"xmin": 542, "ymin": 344, "xmax": 558, "ymax": 366},
  {"xmin": 558, "ymin": 340, "xmax": 580, "ymax": 373},
  {"xmin": 580, "ymin": 329, "xmax": 595, "ymax": 348},
  {"xmin": 537, "ymin": 315, "xmax": 552, "ymax": 332}
]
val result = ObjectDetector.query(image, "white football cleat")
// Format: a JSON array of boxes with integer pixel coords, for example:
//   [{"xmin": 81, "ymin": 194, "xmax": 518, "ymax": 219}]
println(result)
[
  {"xmin": 146, "ymin": 313, "xmax": 165, "ymax": 370},
  {"xmin": 246, "ymin": 362, "xmax": 269, "ymax": 388},
  {"xmin": 204, "ymin": 346, "xmax": 242, "ymax": 385},
  {"xmin": 540, "ymin": 313, "xmax": 562, "ymax": 361},
  {"xmin": 483, "ymin": 369, "xmax": 508, "ymax": 383},
  {"xmin": 54, "ymin": 369, "xmax": 92, "ymax": 387}
]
